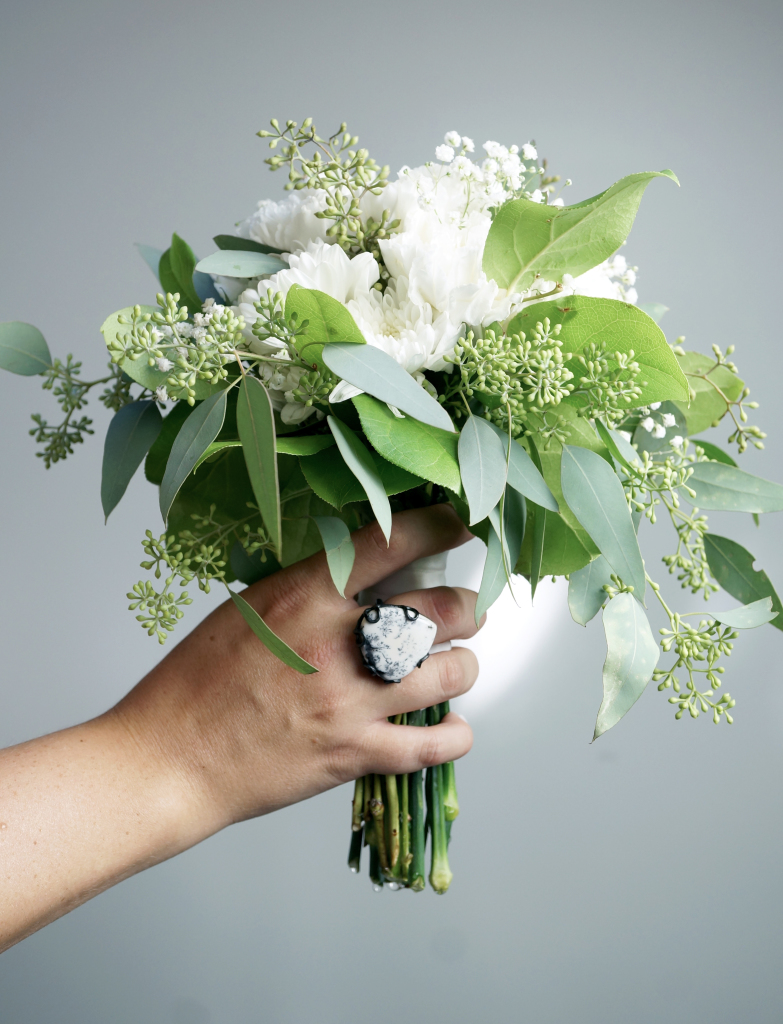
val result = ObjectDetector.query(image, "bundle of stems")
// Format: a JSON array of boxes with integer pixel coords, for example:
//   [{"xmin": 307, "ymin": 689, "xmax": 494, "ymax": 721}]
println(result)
[{"xmin": 348, "ymin": 701, "xmax": 460, "ymax": 893}]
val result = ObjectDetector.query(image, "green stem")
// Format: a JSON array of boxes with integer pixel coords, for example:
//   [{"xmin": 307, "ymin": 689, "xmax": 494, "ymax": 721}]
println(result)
[
  {"xmin": 428, "ymin": 762, "xmax": 453, "ymax": 894},
  {"xmin": 385, "ymin": 773, "xmax": 400, "ymax": 876},
  {"xmin": 371, "ymin": 774, "xmax": 390, "ymax": 876},
  {"xmin": 348, "ymin": 826, "xmax": 362, "ymax": 873},
  {"xmin": 407, "ymin": 709, "xmax": 426, "ymax": 891},
  {"xmin": 438, "ymin": 701, "xmax": 460, "ymax": 823},
  {"xmin": 369, "ymin": 843, "xmax": 383, "ymax": 889},
  {"xmin": 351, "ymin": 776, "xmax": 364, "ymax": 833}
]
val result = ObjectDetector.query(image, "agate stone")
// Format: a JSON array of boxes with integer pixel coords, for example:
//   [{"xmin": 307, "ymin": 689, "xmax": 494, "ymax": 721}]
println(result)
[{"xmin": 355, "ymin": 601, "xmax": 437, "ymax": 683}]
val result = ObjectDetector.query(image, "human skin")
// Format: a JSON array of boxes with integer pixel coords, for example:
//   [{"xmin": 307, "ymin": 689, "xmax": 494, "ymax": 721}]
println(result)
[{"xmin": 0, "ymin": 505, "xmax": 481, "ymax": 952}]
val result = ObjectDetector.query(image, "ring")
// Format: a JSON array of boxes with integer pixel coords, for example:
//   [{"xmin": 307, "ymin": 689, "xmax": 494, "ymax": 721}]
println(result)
[{"xmin": 355, "ymin": 600, "xmax": 438, "ymax": 683}]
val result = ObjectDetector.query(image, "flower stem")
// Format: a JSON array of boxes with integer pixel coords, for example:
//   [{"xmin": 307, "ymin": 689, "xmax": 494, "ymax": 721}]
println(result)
[
  {"xmin": 371, "ymin": 773, "xmax": 390, "ymax": 876},
  {"xmin": 351, "ymin": 776, "xmax": 364, "ymax": 832},
  {"xmin": 438, "ymin": 701, "xmax": 460, "ymax": 823},
  {"xmin": 348, "ymin": 826, "xmax": 363, "ymax": 873},
  {"xmin": 407, "ymin": 709, "xmax": 426, "ymax": 891},
  {"xmin": 384, "ymin": 773, "xmax": 400, "ymax": 876},
  {"xmin": 427, "ymin": 704, "xmax": 453, "ymax": 894}
]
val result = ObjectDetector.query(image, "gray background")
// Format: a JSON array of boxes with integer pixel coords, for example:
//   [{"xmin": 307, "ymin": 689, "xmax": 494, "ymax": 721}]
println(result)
[{"xmin": 2, "ymin": 0, "xmax": 783, "ymax": 1020}]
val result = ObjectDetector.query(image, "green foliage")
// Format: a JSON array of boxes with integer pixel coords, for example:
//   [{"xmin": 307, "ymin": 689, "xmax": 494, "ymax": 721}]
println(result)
[
  {"xmin": 560, "ymin": 445, "xmax": 646, "ymax": 598},
  {"xmin": 284, "ymin": 286, "xmax": 366, "ymax": 370},
  {"xmin": 485, "ymin": 420, "xmax": 559, "ymax": 511},
  {"xmin": 322, "ymin": 343, "xmax": 454, "ymax": 432},
  {"xmin": 300, "ymin": 438, "xmax": 421, "ymax": 508},
  {"xmin": 703, "ymin": 534, "xmax": 783, "ymax": 631},
  {"xmin": 595, "ymin": 593, "xmax": 659, "ymax": 739},
  {"xmin": 482, "ymin": 170, "xmax": 678, "ymax": 292},
  {"xmin": 160, "ymin": 390, "xmax": 228, "ymax": 522},
  {"xmin": 693, "ymin": 440, "xmax": 736, "ymax": 466},
  {"xmin": 101, "ymin": 400, "xmax": 163, "ymax": 519},
  {"xmin": 237, "ymin": 375, "xmax": 281, "ymax": 558},
  {"xmin": 568, "ymin": 555, "xmax": 612, "ymax": 626},
  {"xmin": 145, "ymin": 401, "xmax": 193, "ymax": 483},
  {"xmin": 458, "ymin": 415, "xmax": 508, "ymax": 524},
  {"xmin": 711, "ymin": 597, "xmax": 778, "ymax": 629},
  {"xmin": 632, "ymin": 400, "xmax": 687, "ymax": 455},
  {"xmin": 195, "ymin": 250, "xmax": 286, "ymax": 277},
  {"xmin": 230, "ymin": 590, "xmax": 318, "ymax": 674},
  {"xmin": 353, "ymin": 394, "xmax": 461, "ymax": 491},
  {"xmin": 213, "ymin": 234, "xmax": 284, "ymax": 255},
  {"xmin": 673, "ymin": 350, "xmax": 745, "ymax": 436},
  {"xmin": 166, "ymin": 233, "xmax": 202, "ymax": 312},
  {"xmin": 328, "ymin": 415, "xmax": 391, "ymax": 540},
  {"xmin": 312, "ymin": 515, "xmax": 355, "ymax": 598},
  {"xmin": 687, "ymin": 462, "xmax": 783, "ymax": 513},
  {"xmin": 276, "ymin": 434, "xmax": 335, "ymax": 456},
  {"xmin": 0, "ymin": 321, "xmax": 51, "ymax": 375}
]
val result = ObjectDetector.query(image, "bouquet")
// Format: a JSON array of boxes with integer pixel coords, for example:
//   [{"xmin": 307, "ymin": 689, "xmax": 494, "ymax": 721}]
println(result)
[{"xmin": 3, "ymin": 118, "xmax": 782, "ymax": 895}]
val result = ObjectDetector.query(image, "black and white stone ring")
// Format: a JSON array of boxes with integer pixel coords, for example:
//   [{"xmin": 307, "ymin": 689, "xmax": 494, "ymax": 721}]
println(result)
[{"xmin": 355, "ymin": 600, "xmax": 438, "ymax": 683}]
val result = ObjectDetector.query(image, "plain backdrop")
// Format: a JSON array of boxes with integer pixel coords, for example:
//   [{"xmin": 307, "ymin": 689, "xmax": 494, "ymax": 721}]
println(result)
[{"xmin": 2, "ymin": 1, "xmax": 783, "ymax": 1021}]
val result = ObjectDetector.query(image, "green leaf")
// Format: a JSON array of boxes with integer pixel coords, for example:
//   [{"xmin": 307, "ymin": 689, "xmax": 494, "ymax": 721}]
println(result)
[
  {"xmin": 687, "ymin": 462, "xmax": 783, "ymax": 513},
  {"xmin": 510, "ymin": 296, "xmax": 689, "ymax": 407},
  {"xmin": 230, "ymin": 542, "xmax": 281, "ymax": 586},
  {"xmin": 488, "ymin": 487, "xmax": 526, "ymax": 574},
  {"xmin": 101, "ymin": 400, "xmax": 163, "ymax": 519},
  {"xmin": 693, "ymin": 440, "xmax": 736, "ymax": 466},
  {"xmin": 483, "ymin": 171, "xmax": 678, "ymax": 292},
  {"xmin": 322, "ymin": 343, "xmax": 454, "ymax": 432},
  {"xmin": 237, "ymin": 376, "xmax": 281, "ymax": 559},
  {"xmin": 515, "ymin": 504, "xmax": 594, "ymax": 580},
  {"xmin": 485, "ymin": 421, "xmax": 558, "ymax": 511},
  {"xmin": 276, "ymin": 434, "xmax": 335, "ymax": 456},
  {"xmin": 673, "ymin": 351, "xmax": 745, "ymax": 435},
  {"xmin": 168, "ymin": 233, "xmax": 203, "ymax": 311},
  {"xmin": 560, "ymin": 445, "xmax": 646, "ymax": 598},
  {"xmin": 195, "ymin": 439, "xmax": 242, "ymax": 470},
  {"xmin": 195, "ymin": 250, "xmax": 287, "ymax": 277},
  {"xmin": 300, "ymin": 443, "xmax": 422, "ymax": 508},
  {"xmin": 230, "ymin": 590, "xmax": 318, "ymax": 674},
  {"xmin": 632, "ymin": 401, "xmax": 687, "ymax": 455},
  {"xmin": 157, "ymin": 248, "xmax": 179, "ymax": 298},
  {"xmin": 353, "ymin": 394, "xmax": 461, "ymax": 491},
  {"xmin": 712, "ymin": 597, "xmax": 778, "ymax": 629},
  {"xmin": 327, "ymin": 415, "xmax": 392, "ymax": 540},
  {"xmin": 285, "ymin": 286, "xmax": 366, "ymax": 371},
  {"xmin": 458, "ymin": 415, "xmax": 508, "ymax": 525},
  {"xmin": 160, "ymin": 390, "xmax": 228, "ymax": 522},
  {"xmin": 213, "ymin": 234, "xmax": 284, "ymax": 255},
  {"xmin": 135, "ymin": 243, "xmax": 164, "ymax": 283},
  {"xmin": 594, "ymin": 593, "xmax": 659, "ymax": 740},
  {"xmin": 568, "ymin": 555, "xmax": 613, "ymax": 626},
  {"xmin": 476, "ymin": 528, "xmax": 507, "ymax": 623},
  {"xmin": 0, "ymin": 322, "xmax": 51, "ymax": 375},
  {"xmin": 312, "ymin": 515, "xmax": 355, "ymax": 598},
  {"xmin": 594, "ymin": 420, "xmax": 638, "ymax": 472},
  {"xmin": 145, "ymin": 401, "xmax": 193, "ymax": 484},
  {"xmin": 607, "ymin": 427, "xmax": 643, "ymax": 469},
  {"xmin": 704, "ymin": 534, "xmax": 783, "ymax": 631},
  {"xmin": 637, "ymin": 303, "xmax": 669, "ymax": 323}
]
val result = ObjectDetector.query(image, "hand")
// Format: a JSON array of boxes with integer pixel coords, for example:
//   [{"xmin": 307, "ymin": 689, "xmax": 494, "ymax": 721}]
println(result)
[{"xmin": 0, "ymin": 504, "xmax": 482, "ymax": 950}]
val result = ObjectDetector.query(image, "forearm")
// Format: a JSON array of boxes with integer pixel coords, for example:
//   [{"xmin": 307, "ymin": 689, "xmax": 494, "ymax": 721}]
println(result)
[{"xmin": 0, "ymin": 710, "xmax": 211, "ymax": 952}]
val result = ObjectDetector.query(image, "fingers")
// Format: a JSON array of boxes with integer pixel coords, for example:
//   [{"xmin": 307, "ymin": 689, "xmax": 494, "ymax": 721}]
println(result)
[
  {"xmin": 373, "ymin": 646, "xmax": 479, "ymax": 718},
  {"xmin": 381, "ymin": 586, "xmax": 484, "ymax": 644},
  {"xmin": 362, "ymin": 712, "xmax": 473, "ymax": 775}
]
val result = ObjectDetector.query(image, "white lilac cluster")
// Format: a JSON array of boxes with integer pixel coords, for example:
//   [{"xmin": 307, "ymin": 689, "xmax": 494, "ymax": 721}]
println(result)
[{"xmin": 223, "ymin": 133, "xmax": 640, "ymax": 424}]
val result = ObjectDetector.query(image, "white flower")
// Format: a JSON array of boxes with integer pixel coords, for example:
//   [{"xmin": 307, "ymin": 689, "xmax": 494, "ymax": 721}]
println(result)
[
  {"xmin": 670, "ymin": 435, "xmax": 684, "ymax": 448},
  {"xmin": 462, "ymin": 136, "xmax": 475, "ymax": 153},
  {"xmin": 156, "ymin": 357, "xmax": 174, "ymax": 372},
  {"xmin": 521, "ymin": 143, "xmax": 538, "ymax": 161},
  {"xmin": 444, "ymin": 131, "xmax": 462, "ymax": 148},
  {"xmin": 662, "ymin": 412, "xmax": 677, "ymax": 428},
  {"xmin": 155, "ymin": 386, "xmax": 168, "ymax": 403},
  {"xmin": 435, "ymin": 144, "xmax": 455, "ymax": 163},
  {"xmin": 617, "ymin": 430, "xmax": 632, "ymax": 442},
  {"xmin": 649, "ymin": 402, "xmax": 661, "ymax": 410},
  {"xmin": 237, "ymin": 189, "xmax": 329, "ymax": 253},
  {"xmin": 551, "ymin": 198, "xmax": 564, "ymax": 207},
  {"xmin": 529, "ymin": 189, "xmax": 544, "ymax": 203},
  {"xmin": 652, "ymin": 423, "xmax": 667, "ymax": 439},
  {"xmin": 641, "ymin": 417, "xmax": 655, "ymax": 433}
]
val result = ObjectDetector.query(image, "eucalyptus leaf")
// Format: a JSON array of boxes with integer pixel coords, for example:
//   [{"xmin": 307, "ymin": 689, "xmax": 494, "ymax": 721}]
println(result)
[
  {"xmin": 168, "ymin": 234, "xmax": 203, "ymax": 311},
  {"xmin": 486, "ymin": 421, "xmax": 558, "ymax": 510},
  {"xmin": 276, "ymin": 434, "xmax": 335, "ymax": 456},
  {"xmin": 322, "ymin": 343, "xmax": 454, "ymax": 432},
  {"xmin": 687, "ymin": 462, "xmax": 783, "ymax": 513},
  {"xmin": 632, "ymin": 400, "xmax": 687, "ymax": 455},
  {"xmin": 515, "ymin": 503, "xmax": 594, "ymax": 580},
  {"xmin": 483, "ymin": 170, "xmax": 678, "ymax": 292},
  {"xmin": 594, "ymin": 593, "xmax": 659, "ymax": 740},
  {"xmin": 693, "ymin": 440, "xmax": 736, "ymax": 466},
  {"xmin": 145, "ymin": 401, "xmax": 193, "ymax": 484},
  {"xmin": 673, "ymin": 351, "xmax": 744, "ymax": 435},
  {"xmin": 488, "ymin": 487, "xmax": 526, "ymax": 580},
  {"xmin": 568, "ymin": 555, "xmax": 613, "ymax": 626},
  {"xmin": 327, "ymin": 415, "xmax": 392, "ymax": 540},
  {"xmin": 476, "ymin": 528, "xmax": 507, "ymax": 624},
  {"xmin": 594, "ymin": 420, "xmax": 637, "ymax": 472},
  {"xmin": 195, "ymin": 250, "xmax": 287, "ymax": 278},
  {"xmin": 160, "ymin": 390, "xmax": 228, "ymax": 522},
  {"xmin": 638, "ymin": 303, "xmax": 669, "ymax": 323},
  {"xmin": 213, "ymin": 234, "xmax": 284, "ymax": 255},
  {"xmin": 230, "ymin": 590, "xmax": 318, "ymax": 674},
  {"xmin": 101, "ymin": 400, "xmax": 163, "ymax": 519},
  {"xmin": 300, "ymin": 442, "xmax": 421, "ymax": 508},
  {"xmin": 195, "ymin": 439, "xmax": 242, "ymax": 470},
  {"xmin": 704, "ymin": 534, "xmax": 783, "ymax": 631},
  {"xmin": 510, "ymin": 296, "xmax": 689, "ymax": 408},
  {"xmin": 560, "ymin": 445, "xmax": 646, "ymax": 598},
  {"xmin": 0, "ymin": 321, "xmax": 51, "ymax": 375},
  {"xmin": 353, "ymin": 394, "xmax": 461, "ymax": 491},
  {"xmin": 237, "ymin": 376, "xmax": 281, "ymax": 558},
  {"xmin": 608, "ymin": 428, "xmax": 643, "ymax": 469},
  {"xmin": 285, "ymin": 286, "xmax": 365, "ymax": 371},
  {"xmin": 712, "ymin": 597, "xmax": 778, "ymax": 629},
  {"xmin": 135, "ymin": 243, "xmax": 164, "ymax": 283},
  {"xmin": 312, "ymin": 515, "xmax": 355, "ymax": 598},
  {"xmin": 459, "ymin": 415, "xmax": 508, "ymax": 525}
]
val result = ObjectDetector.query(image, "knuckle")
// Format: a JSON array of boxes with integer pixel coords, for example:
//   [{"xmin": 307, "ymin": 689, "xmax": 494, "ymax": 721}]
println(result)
[
  {"xmin": 437, "ymin": 651, "xmax": 467, "ymax": 698},
  {"xmin": 429, "ymin": 587, "xmax": 463, "ymax": 632},
  {"xmin": 419, "ymin": 730, "xmax": 444, "ymax": 769}
]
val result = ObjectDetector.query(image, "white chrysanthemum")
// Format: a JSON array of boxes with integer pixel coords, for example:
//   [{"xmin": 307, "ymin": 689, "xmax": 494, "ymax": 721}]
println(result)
[{"xmin": 237, "ymin": 189, "xmax": 330, "ymax": 253}]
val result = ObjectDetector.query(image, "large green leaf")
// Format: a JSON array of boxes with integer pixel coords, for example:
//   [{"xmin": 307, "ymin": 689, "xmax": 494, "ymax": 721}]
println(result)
[
  {"xmin": 285, "ymin": 286, "xmax": 365, "ymax": 371},
  {"xmin": 353, "ymin": 394, "xmax": 461, "ymax": 491},
  {"xmin": 168, "ymin": 233, "xmax": 203, "ymax": 311},
  {"xmin": 276, "ymin": 434, "xmax": 335, "ymax": 456},
  {"xmin": 476, "ymin": 528, "xmax": 507, "ymax": 623},
  {"xmin": 160, "ymin": 390, "xmax": 228, "ymax": 522},
  {"xmin": 327, "ymin": 416, "xmax": 391, "ymax": 540},
  {"xmin": 0, "ymin": 321, "xmax": 52, "ymax": 375},
  {"xmin": 312, "ymin": 515, "xmax": 355, "ymax": 598},
  {"xmin": 458, "ymin": 415, "xmax": 508, "ymax": 525},
  {"xmin": 195, "ymin": 251, "xmax": 287, "ymax": 277},
  {"xmin": 568, "ymin": 555, "xmax": 613, "ymax": 626},
  {"xmin": 510, "ymin": 296, "xmax": 689, "ymax": 407},
  {"xmin": 237, "ymin": 376, "xmax": 281, "ymax": 558},
  {"xmin": 322, "ymin": 343, "xmax": 454, "ymax": 432},
  {"xmin": 145, "ymin": 401, "xmax": 193, "ymax": 484},
  {"xmin": 213, "ymin": 234, "xmax": 284, "ymax": 255},
  {"xmin": 594, "ymin": 593, "xmax": 659, "ymax": 740},
  {"xmin": 486, "ymin": 421, "xmax": 558, "ymax": 511},
  {"xmin": 300, "ymin": 444, "xmax": 422, "ymax": 508},
  {"xmin": 687, "ymin": 462, "xmax": 783, "ymax": 513},
  {"xmin": 230, "ymin": 590, "xmax": 318, "ymax": 674},
  {"xmin": 483, "ymin": 170, "xmax": 678, "ymax": 292},
  {"xmin": 673, "ymin": 351, "xmax": 745, "ymax": 436},
  {"xmin": 712, "ymin": 597, "xmax": 778, "ymax": 629},
  {"xmin": 101, "ymin": 400, "xmax": 162, "ymax": 520},
  {"xmin": 704, "ymin": 534, "xmax": 783, "ymax": 631},
  {"xmin": 515, "ymin": 503, "xmax": 594, "ymax": 579},
  {"xmin": 561, "ymin": 445, "xmax": 646, "ymax": 598},
  {"xmin": 693, "ymin": 440, "xmax": 736, "ymax": 466}
]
